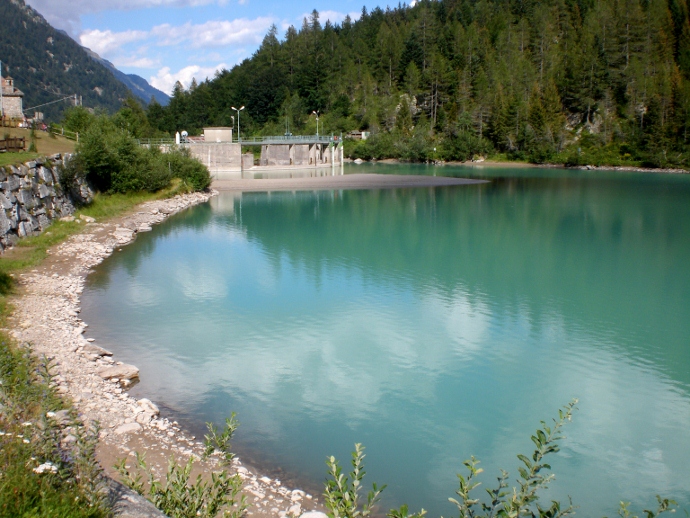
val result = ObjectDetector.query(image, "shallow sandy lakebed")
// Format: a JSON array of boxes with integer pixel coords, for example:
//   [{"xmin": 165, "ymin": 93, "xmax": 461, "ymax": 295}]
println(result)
[
  {"xmin": 7, "ymin": 189, "xmax": 324, "ymax": 518},
  {"xmin": 212, "ymin": 172, "xmax": 488, "ymax": 192}
]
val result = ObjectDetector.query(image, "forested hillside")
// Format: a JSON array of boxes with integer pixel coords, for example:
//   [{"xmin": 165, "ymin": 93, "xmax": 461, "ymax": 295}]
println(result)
[
  {"xmin": 151, "ymin": 0, "xmax": 690, "ymax": 167},
  {"xmin": 0, "ymin": 0, "xmax": 132, "ymax": 120}
]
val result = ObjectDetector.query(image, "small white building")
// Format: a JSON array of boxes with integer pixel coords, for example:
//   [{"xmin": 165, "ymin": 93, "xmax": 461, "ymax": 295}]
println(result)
[
  {"xmin": 203, "ymin": 127, "xmax": 233, "ymax": 142},
  {"xmin": 1, "ymin": 77, "xmax": 24, "ymax": 119}
]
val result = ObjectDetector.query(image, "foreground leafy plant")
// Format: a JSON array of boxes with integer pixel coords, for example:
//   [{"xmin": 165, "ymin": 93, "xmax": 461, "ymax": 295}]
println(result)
[
  {"xmin": 612, "ymin": 497, "xmax": 677, "ymax": 518},
  {"xmin": 204, "ymin": 413, "xmax": 239, "ymax": 462},
  {"xmin": 325, "ymin": 400, "xmax": 679, "ymax": 518},
  {"xmin": 115, "ymin": 452, "xmax": 246, "ymax": 518},
  {"xmin": 324, "ymin": 443, "xmax": 388, "ymax": 518},
  {"xmin": 449, "ymin": 399, "xmax": 578, "ymax": 518}
]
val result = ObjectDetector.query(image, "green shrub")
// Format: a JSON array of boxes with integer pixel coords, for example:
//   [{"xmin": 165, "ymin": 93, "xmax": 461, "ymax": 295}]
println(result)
[
  {"xmin": 74, "ymin": 116, "xmax": 210, "ymax": 194},
  {"xmin": 203, "ymin": 413, "xmax": 239, "ymax": 462},
  {"xmin": 166, "ymin": 148, "xmax": 211, "ymax": 191},
  {"xmin": 109, "ymin": 146, "xmax": 172, "ymax": 194},
  {"xmin": 324, "ymin": 443, "xmax": 386, "ymax": 518},
  {"xmin": 115, "ymin": 453, "xmax": 246, "ymax": 518},
  {"xmin": 440, "ymin": 131, "xmax": 493, "ymax": 162},
  {"xmin": 77, "ymin": 116, "xmax": 173, "ymax": 193},
  {"xmin": 62, "ymin": 106, "xmax": 97, "ymax": 136}
]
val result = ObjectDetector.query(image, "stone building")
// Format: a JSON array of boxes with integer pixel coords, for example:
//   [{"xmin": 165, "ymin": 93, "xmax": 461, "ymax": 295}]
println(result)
[{"xmin": 1, "ymin": 77, "xmax": 24, "ymax": 119}]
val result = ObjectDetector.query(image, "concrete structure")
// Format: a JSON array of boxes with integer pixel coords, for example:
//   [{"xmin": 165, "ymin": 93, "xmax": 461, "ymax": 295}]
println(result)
[
  {"xmin": 347, "ymin": 130, "xmax": 370, "ymax": 140},
  {"xmin": 1, "ymin": 77, "xmax": 24, "ymax": 119},
  {"xmin": 203, "ymin": 127, "xmax": 233, "ymax": 143},
  {"xmin": 185, "ymin": 142, "xmax": 242, "ymax": 179},
  {"xmin": 259, "ymin": 142, "xmax": 344, "ymax": 168},
  {"xmin": 242, "ymin": 153, "xmax": 254, "ymax": 170},
  {"xmin": 139, "ymin": 134, "xmax": 344, "ymax": 180}
]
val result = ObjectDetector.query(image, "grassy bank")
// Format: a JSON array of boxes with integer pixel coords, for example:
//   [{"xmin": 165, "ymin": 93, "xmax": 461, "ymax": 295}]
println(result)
[
  {"xmin": 0, "ymin": 183, "xmax": 192, "ymax": 275},
  {"xmin": 0, "ymin": 153, "xmax": 42, "ymax": 168},
  {"xmin": 0, "ymin": 186, "xmax": 191, "ymax": 517},
  {"xmin": 0, "ymin": 326, "xmax": 109, "ymax": 517},
  {"xmin": 1, "ymin": 127, "xmax": 76, "ymax": 157},
  {"xmin": 0, "ymin": 127, "xmax": 76, "ymax": 168}
]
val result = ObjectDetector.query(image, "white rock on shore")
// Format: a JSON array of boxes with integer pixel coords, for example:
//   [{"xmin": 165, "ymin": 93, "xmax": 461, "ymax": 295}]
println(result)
[{"xmin": 98, "ymin": 363, "xmax": 140, "ymax": 381}]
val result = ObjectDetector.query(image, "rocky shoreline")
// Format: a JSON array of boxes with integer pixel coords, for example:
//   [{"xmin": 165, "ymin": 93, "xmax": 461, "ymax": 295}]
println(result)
[{"xmin": 7, "ymin": 190, "xmax": 323, "ymax": 518}]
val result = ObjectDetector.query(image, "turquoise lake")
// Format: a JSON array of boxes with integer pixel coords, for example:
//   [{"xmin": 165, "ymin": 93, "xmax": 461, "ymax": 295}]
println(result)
[{"xmin": 81, "ymin": 164, "xmax": 690, "ymax": 516}]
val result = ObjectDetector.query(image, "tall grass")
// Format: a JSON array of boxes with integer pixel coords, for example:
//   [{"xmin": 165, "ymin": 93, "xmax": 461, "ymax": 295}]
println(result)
[{"xmin": 0, "ymin": 336, "xmax": 109, "ymax": 517}]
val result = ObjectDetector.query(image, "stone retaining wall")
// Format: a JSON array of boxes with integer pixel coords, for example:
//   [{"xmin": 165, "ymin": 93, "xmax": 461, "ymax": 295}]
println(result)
[{"xmin": 0, "ymin": 154, "xmax": 92, "ymax": 252}]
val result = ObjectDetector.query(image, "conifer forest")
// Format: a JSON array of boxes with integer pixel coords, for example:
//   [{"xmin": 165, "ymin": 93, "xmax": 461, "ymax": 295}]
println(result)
[{"xmin": 145, "ymin": 0, "xmax": 690, "ymax": 167}]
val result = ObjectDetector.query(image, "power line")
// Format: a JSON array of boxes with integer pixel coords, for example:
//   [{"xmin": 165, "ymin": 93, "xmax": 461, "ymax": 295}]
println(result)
[
  {"xmin": 1, "ymin": 64, "xmax": 80, "ymax": 106},
  {"xmin": 23, "ymin": 94, "xmax": 77, "ymax": 113}
]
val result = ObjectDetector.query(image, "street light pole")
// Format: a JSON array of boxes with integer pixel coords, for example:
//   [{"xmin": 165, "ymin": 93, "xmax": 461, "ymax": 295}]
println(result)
[
  {"xmin": 231, "ymin": 106, "xmax": 245, "ymax": 143},
  {"xmin": 0, "ymin": 60, "xmax": 4, "ymax": 122},
  {"xmin": 312, "ymin": 110, "xmax": 319, "ymax": 137}
]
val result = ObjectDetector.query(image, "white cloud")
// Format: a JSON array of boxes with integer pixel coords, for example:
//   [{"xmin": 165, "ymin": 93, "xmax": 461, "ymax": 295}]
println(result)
[
  {"xmin": 150, "ymin": 63, "xmax": 228, "ymax": 94},
  {"xmin": 150, "ymin": 17, "xmax": 275, "ymax": 48},
  {"xmin": 112, "ymin": 56, "xmax": 158, "ymax": 68},
  {"xmin": 79, "ymin": 29, "xmax": 148, "ymax": 57},
  {"xmin": 26, "ymin": 0, "xmax": 223, "ymax": 35}
]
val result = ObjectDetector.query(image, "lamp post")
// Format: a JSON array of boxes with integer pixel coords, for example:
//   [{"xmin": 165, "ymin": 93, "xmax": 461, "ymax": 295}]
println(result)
[
  {"xmin": 312, "ymin": 110, "xmax": 320, "ymax": 137},
  {"xmin": 231, "ymin": 106, "xmax": 244, "ymax": 143},
  {"xmin": 0, "ymin": 60, "xmax": 4, "ymax": 122}
]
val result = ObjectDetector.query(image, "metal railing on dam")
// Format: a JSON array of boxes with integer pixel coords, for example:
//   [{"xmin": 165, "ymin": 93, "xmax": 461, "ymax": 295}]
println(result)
[{"xmin": 136, "ymin": 135, "xmax": 339, "ymax": 146}]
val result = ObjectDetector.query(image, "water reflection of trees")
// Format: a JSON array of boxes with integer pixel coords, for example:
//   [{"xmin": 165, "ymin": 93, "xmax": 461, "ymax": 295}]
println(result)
[
  {"xmin": 227, "ymin": 178, "xmax": 690, "ymax": 385},
  {"xmin": 87, "ymin": 203, "xmax": 215, "ymax": 289}
]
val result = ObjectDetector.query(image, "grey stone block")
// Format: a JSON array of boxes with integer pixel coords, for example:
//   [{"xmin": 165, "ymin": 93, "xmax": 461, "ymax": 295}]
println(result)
[
  {"xmin": 108, "ymin": 478, "xmax": 168, "ymax": 517},
  {"xmin": 29, "ymin": 215, "xmax": 40, "ymax": 231},
  {"xmin": 0, "ymin": 211, "xmax": 11, "ymax": 235},
  {"xmin": 38, "ymin": 167, "xmax": 54, "ymax": 185},
  {"xmin": 16, "ymin": 189, "xmax": 33, "ymax": 206},
  {"xmin": 37, "ymin": 214, "xmax": 50, "ymax": 229},
  {"xmin": 4, "ymin": 176, "xmax": 20, "ymax": 192},
  {"xmin": 17, "ymin": 221, "xmax": 29, "ymax": 237},
  {"xmin": 0, "ymin": 193, "xmax": 12, "ymax": 210}
]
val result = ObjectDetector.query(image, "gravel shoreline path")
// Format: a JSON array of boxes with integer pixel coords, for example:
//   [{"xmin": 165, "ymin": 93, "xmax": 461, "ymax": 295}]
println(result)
[{"xmin": 7, "ymin": 190, "xmax": 322, "ymax": 518}]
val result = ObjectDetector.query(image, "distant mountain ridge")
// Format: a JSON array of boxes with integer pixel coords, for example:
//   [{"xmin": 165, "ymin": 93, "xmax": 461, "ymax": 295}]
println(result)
[
  {"xmin": 82, "ymin": 48, "xmax": 170, "ymax": 106},
  {"xmin": 0, "ymin": 0, "xmax": 167, "ymax": 121}
]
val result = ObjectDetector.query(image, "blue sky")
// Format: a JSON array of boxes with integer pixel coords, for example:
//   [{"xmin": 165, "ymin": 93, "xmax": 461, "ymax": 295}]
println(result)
[{"xmin": 24, "ymin": 0, "xmax": 401, "ymax": 96}]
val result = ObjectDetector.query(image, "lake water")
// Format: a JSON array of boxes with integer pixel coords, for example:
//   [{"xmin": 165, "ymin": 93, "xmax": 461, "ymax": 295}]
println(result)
[{"xmin": 81, "ymin": 164, "xmax": 690, "ymax": 516}]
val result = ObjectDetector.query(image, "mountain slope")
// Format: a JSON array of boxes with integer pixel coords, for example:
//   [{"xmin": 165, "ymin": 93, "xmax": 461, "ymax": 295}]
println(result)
[
  {"xmin": 0, "ymin": 0, "xmax": 132, "ymax": 121},
  {"xmin": 83, "ymin": 48, "xmax": 170, "ymax": 106}
]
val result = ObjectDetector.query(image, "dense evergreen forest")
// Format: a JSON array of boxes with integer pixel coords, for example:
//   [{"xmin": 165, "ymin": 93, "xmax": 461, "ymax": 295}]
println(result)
[{"xmin": 146, "ymin": 0, "xmax": 690, "ymax": 167}]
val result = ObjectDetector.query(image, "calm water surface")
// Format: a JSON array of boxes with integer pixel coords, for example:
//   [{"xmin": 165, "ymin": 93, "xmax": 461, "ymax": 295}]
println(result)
[{"xmin": 81, "ymin": 164, "xmax": 690, "ymax": 516}]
